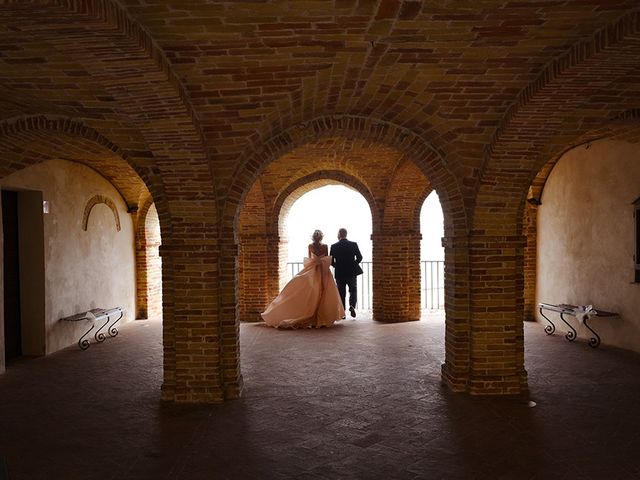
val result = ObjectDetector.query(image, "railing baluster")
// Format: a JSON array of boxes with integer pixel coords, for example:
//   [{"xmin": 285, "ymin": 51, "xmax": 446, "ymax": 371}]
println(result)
[{"xmin": 283, "ymin": 259, "xmax": 444, "ymax": 311}]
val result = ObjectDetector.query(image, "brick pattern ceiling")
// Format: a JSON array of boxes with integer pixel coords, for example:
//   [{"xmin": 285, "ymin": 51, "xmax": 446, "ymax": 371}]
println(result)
[{"xmin": 0, "ymin": 1, "xmax": 638, "ymax": 210}]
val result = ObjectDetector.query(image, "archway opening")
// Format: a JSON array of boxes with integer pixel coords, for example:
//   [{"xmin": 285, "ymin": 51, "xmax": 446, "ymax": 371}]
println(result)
[
  {"xmin": 143, "ymin": 203, "xmax": 163, "ymax": 322},
  {"xmin": 282, "ymin": 184, "xmax": 373, "ymax": 311},
  {"xmin": 420, "ymin": 192, "xmax": 445, "ymax": 312},
  {"xmin": 0, "ymin": 159, "xmax": 139, "ymax": 365},
  {"xmin": 533, "ymin": 138, "xmax": 640, "ymax": 352},
  {"xmin": 0, "ymin": 124, "xmax": 159, "ymax": 373}
]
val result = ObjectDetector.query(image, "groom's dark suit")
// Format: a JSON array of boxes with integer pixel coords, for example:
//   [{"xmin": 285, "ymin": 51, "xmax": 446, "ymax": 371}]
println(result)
[{"xmin": 330, "ymin": 238, "xmax": 363, "ymax": 311}]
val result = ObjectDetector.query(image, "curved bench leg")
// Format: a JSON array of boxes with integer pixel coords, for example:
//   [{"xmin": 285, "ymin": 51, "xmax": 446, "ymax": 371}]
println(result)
[
  {"xmin": 94, "ymin": 316, "xmax": 110, "ymax": 343},
  {"xmin": 583, "ymin": 316, "xmax": 601, "ymax": 348},
  {"xmin": 78, "ymin": 323, "xmax": 95, "ymax": 350},
  {"xmin": 539, "ymin": 308, "xmax": 556, "ymax": 335},
  {"xmin": 108, "ymin": 311, "xmax": 123, "ymax": 338},
  {"xmin": 560, "ymin": 312, "xmax": 577, "ymax": 341}
]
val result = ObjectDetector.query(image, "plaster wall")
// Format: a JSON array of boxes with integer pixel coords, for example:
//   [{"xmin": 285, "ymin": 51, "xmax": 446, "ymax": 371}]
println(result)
[
  {"xmin": 537, "ymin": 139, "xmax": 640, "ymax": 352},
  {"xmin": 0, "ymin": 159, "xmax": 136, "ymax": 355}
]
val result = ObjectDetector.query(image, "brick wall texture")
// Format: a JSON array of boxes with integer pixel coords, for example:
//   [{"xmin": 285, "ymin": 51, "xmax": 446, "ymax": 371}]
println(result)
[{"xmin": 1, "ymin": 1, "xmax": 639, "ymax": 402}]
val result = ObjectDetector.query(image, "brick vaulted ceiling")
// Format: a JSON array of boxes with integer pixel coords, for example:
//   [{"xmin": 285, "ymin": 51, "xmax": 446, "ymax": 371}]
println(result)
[{"xmin": 0, "ymin": 1, "xmax": 639, "ymax": 217}]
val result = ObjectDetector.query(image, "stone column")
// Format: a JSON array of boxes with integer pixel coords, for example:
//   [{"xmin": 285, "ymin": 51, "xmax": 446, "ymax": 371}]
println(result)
[
  {"xmin": 467, "ymin": 234, "xmax": 528, "ymax": 395},
  {"xmin": 440, "ymin": 235, "xmax": 471, "ymax": 392},
  {"xmin": 160, "ymin": 242, "xmax": 225, "ymax": 403},
  {"xmin": 219, "ymin": 237, "xmax": 243, "ymax": 400},
  {"xmin": 371, "ymin": 232, "xmax": 422, "ymax": 322}
]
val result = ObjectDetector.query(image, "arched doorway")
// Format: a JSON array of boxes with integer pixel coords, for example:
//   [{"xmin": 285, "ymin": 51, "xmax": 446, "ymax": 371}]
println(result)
[
  {"xmin": 237, "ymin": 172, "xmax": 378, "ymax": 324},
  {"xmin": 532, "ymin": 138, "xmax": 640, "ymax": 352},
  {"xmin": 136, "ymin": 201, "xmax": 163, "ymax": 322},
  {"xmin": 231, "ymin": 117, "xmax": 467, "ymax": 395},
  {"xmin": 281, "ymin": 184, "xmax": 373, "ymax": 310},
  {"xmin": 420, "ymin": 192, "xmax": 445, "ymax": 312},
  {"xmin": 0, "ymin": 119, "xmax": 159, "ymax": 374}
]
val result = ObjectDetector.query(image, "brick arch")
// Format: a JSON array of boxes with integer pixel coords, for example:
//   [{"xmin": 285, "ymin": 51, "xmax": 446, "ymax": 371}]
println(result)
[
  {"xmin": 82, "ymin": 195, "xmax": 121, "ymax": 232},
  {"xmin": 522, "ymin": 112, "xmax": 640, "ymax": 322},
  {"xmin": 228, "ymin": 115, "xmax": 466, "ymax": 238},
  {"xmin": 474, "ymin": 9, "xmax": 640, "ymax": 235},
  {"xmin": 228, "ymin": 116, "xmax": 470, "ymax": 393},
  {"xmin": 0, "ymin": 3, "xmax": 228, "ymax": 402},
  {"xmin": 382, "ymin": 159, "xmax": 432, "ymax": 234},
  {"xmin": 530, "ymin": 112, "xmax": 640, "ymax": 203},
  {"xmin": 376, "ymin": 160, "xmax": 433, "ymax": 321},
  {"xmin": 236, "ymin": 170, "xmax": 377, "ymax": 323},
  {"xmin": 276, "ymin": 172, "xmax": 377, "ymax": 293},
  {"xmin": 0, "ymin": 115, "xmax": 151, "ymax": 209},
  {"xmin": 272, "ymin": 170, "xmax": 379, "ymax": 237},
  {"xmin": 462, "ymin": 10, "xmax": 640, "ymax": 395},
  {"xmin": 0, "ymin": 113, "xmax": 172, "ymax": 325},
  {"xmin": 0, "ymin": 113, "xmax": 197, "ymax": 400}
]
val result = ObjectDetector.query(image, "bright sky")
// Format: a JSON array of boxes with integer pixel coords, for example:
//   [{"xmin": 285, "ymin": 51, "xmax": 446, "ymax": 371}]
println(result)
[{"xmin": 285, "ymin": 185, "xmax": 444, "ymax": 262}]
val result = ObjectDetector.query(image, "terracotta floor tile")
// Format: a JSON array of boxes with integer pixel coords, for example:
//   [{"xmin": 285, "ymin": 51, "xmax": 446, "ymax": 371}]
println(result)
[{"xmin": 1, "ymin": 313, "xmax": 639, "ymax": 479}]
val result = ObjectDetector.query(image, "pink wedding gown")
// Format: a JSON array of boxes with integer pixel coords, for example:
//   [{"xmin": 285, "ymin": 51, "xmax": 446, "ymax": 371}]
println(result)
[{"xmin": 261, "ymin": 254, "xmax": 345, "ymax": 328}]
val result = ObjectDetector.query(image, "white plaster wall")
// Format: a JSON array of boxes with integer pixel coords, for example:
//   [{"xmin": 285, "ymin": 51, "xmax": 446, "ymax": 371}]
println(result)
[
  {"xmin": 0, "ymin": 159, "xmax": 136, "ymax": 355},
  {"xmin": 537, "ymin": 139, "xmax": 640, "ymax": 352}
]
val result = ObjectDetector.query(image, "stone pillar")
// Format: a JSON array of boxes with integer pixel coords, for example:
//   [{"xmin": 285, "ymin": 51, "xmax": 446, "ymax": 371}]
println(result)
[
  {"xmin": 440, "ymin": 235, "xmax": 471, "ymax": 392},
  {"xmin": 160, "ymin": 242, "xmax": 225, "ymax": 403},
  {"xmin": 467, "ymin": 234, "xmax": 528, "ymax": 395},
  {"xmin": 371, "ymin": 232, "xmax": 421, "ymax": 322},
  {"xmin": 219, "ymin": 237, "xmax": 243, "ymax": 400},
  {"xmin": 523, "ymin": 202, "xmax": 538, "ymax": 322}
]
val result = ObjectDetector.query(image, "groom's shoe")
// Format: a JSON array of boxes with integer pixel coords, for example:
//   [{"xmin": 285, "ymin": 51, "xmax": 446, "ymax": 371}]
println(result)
[{"xmin": 349, "ymin": 306, "xmax": 356, "ymax": 318}]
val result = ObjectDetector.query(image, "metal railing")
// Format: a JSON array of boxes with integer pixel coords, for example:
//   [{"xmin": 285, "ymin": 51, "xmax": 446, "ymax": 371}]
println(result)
[
  {"xmin": 421, "ymin": 260, "xmax": 445, "ymax": 310},
  {"xmin": 285, "ymin": 260, "xmax": 444, "ymax": 310}
]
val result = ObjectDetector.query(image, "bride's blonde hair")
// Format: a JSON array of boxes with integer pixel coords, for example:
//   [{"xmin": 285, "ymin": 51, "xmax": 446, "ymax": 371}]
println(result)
[{"xmin": 311, "ymin": 229, "xmax": 323, "ymax": 243}]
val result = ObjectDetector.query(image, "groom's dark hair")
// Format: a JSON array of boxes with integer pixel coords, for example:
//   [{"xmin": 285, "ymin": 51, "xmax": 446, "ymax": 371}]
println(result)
[{"xmin": 338, "ymin": 228, "xmax": 347, "ymax": 239}]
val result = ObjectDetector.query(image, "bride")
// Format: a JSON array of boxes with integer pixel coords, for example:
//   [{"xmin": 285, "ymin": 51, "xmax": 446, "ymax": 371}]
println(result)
[{"xmin": 261, "ymin": 229, "xmax": 345, "ymax": 328}]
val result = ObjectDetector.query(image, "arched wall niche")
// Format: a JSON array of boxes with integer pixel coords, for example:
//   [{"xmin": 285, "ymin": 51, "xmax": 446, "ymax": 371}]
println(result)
[{"xmin": 82, "ymin": 195, "xmax": 121, "ymax": 232}]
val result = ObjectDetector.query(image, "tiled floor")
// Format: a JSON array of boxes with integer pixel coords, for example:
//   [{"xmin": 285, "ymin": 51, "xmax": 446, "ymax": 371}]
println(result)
[{"xmin": 1, "ymin": 312, "xmax": 639, "ymax": 479}]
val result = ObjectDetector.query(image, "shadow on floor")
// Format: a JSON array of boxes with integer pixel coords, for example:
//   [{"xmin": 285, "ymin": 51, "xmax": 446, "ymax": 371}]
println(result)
[{"xmin": 0, "ymin": 313, "xmax": 639, "ymax": 479}]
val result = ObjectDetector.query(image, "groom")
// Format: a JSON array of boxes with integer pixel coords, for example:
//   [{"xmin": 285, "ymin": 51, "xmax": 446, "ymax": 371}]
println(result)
[{"xmin": 330, "ymin": 228, "xmax": 363, "ymax": 318}]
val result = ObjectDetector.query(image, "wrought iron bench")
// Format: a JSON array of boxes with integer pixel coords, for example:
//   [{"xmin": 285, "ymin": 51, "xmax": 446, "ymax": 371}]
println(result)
[
  {"xmin": 60, "ymin": 307, "xmax": 123, "ymax": 350},
  {"xmin": 538, "ymin": 303, "xmax": 618, "ymax": 348}
]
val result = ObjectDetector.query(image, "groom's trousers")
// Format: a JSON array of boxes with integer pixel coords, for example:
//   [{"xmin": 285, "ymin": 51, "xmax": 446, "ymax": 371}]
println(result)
[{"xmin": 336, "ymin": 276, "xmax": 357, "ymax": 309}]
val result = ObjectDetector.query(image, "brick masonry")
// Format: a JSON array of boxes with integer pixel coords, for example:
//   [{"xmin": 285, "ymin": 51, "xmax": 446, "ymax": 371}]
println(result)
[{"xmin": 1, "ymin": 1, "xmax": 639, "ymax": 401}]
